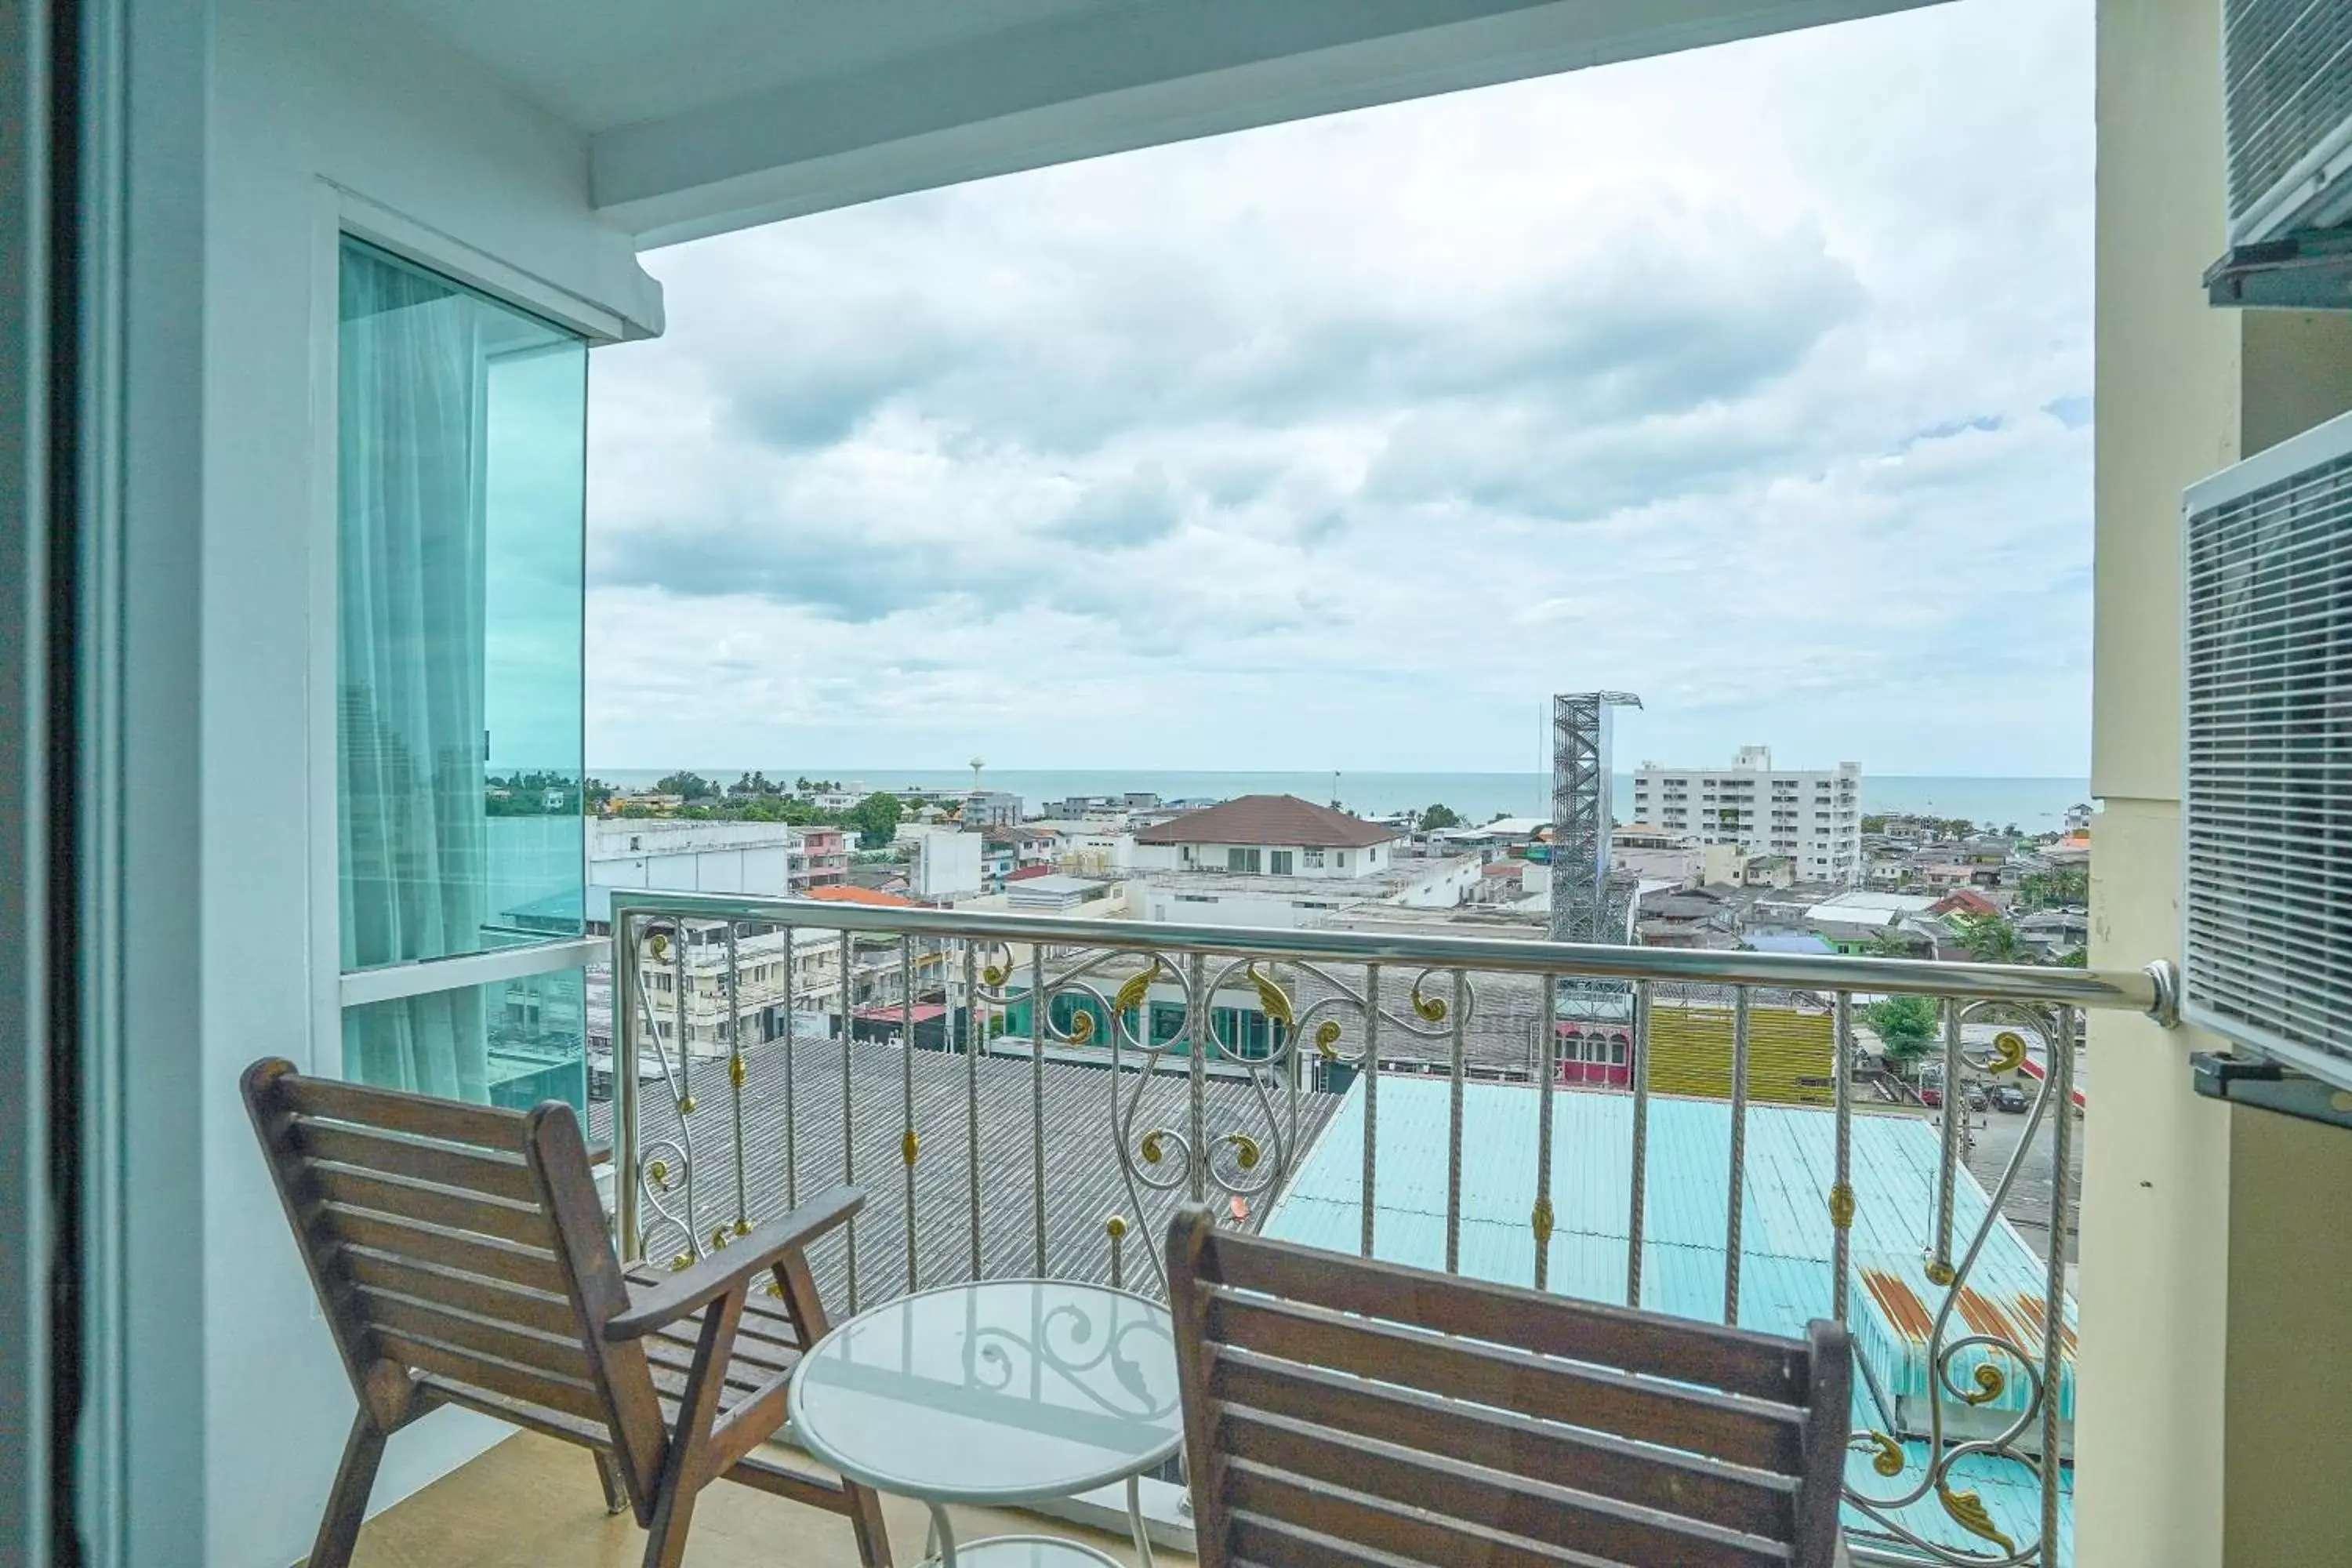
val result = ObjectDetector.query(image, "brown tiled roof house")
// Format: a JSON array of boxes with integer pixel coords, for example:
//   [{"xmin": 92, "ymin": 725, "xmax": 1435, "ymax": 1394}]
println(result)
[{"xmin": 1133, "ymin": 793, "xmax": 1397, "ymax": 848}]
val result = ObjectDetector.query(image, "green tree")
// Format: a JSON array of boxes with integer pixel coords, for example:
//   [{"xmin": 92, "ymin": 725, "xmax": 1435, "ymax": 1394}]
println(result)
[
  {"xmin": 853, "ymin": 791, "xmax": 904, "ymax": 848},
  {"xmin": 656, "ymin": 771, "xmax": 717, "ymax": 800},
  {"xmin": 2020, "ymin": 866, "xmax": 2088, "ymax": 910},
  {"xmin": 1944, "ymin": 818, "xmax": 1975, "ymax": 839},
  {"xmin": 1860, "ymin": 814, "xmax": 1890, "ymax": 834},
  {"xmin": 1419, "ymin": 803, "xmax": 1463, "ymax": 831},
  {"xmin": 1960, "ymin": 916, "xmax": 2027, "ymax": 964},
  {"xmin": 2057, "ymin": 948, "xmax": 2088, "ymax": 968},
  {"xmin": 1862, "ymin": 996, "xmax": 1940, "ymax": 1065},
  {"xmin": 584, "ymin": 777, "xmax": 615, "ymax": 811}
]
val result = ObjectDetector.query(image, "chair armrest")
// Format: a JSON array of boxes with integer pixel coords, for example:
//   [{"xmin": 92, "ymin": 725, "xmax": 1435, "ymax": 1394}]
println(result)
[{"xmin": 604, "ymin": 1185, "xmax": 862, "ymax": 1341}]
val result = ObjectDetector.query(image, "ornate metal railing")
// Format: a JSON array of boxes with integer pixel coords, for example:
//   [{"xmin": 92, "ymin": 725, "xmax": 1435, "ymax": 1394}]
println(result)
[{"xmin": 607, "ymin": 889, "xmax": 2174, "ymax": 1566}]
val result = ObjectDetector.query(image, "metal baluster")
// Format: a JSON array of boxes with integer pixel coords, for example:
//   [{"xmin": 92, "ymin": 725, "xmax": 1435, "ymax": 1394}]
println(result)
[
  {"xmin": 2040, "ymin": 1007, "xmax": 2078, "ymax": 1558},
  {"xmin": 1831, "ymin": 991, "xmax": 1854, "ymax": 1323},
  {"xmin": 1188, "ymin": 953, "xmax": 1208, "ymax": 1204},
  {"xmin": 1628, "ymin": 979, "xmax": 1652, "ymax": 1308},
  {"xmin": 674, "ymin": 925, "xmax": 696, "ymax": 1247},
  {"xmin": 901, "ymin": 936, "xmax": 918, "ymax": 1293},
  {"xmin": 1725, "ymin": 985, "xmax": 1751, "ymax": 1326},
  {"xmin": 781, "ymin": 924, "xmax": 797, "ymax": 1210},
  {"xmin": 1107, "ymin": 1214, "xmax": 1127, "ymax": 1290},
  {"xmin": 840, "ymin": 927, "xmax": 857, "ymax": 1312},
  {"xmin": 1532, "ymin": 971, "xmax": 1559, "ymax": 1292},
  {"xmin": 615, "ymin": 911, "xmax": 641, "ymax": 1262},
  {"xmin": 1283, "ymin": 960, "xmax": 1299, "ymax": 1157},
  {"xmin": 727, "ymin": 923, "xmax": 747, "ymax": 1241},
  {"xmin": 1445, "ymin": 968, "xmax": 1465, "ymax": 1276},
  {"xmin": 1932, "ymin": 995, "xmax": 1963, "ymax": 1285},
  {"xmin": 1361, "ymin": 964, "xmax": 1381, "ymax": 1258},
  {"xmin": 965, "ymin": 941, "xmax": 981, "ymax": 1281},
  {"xmin": 1031, "ymin": 947, "xmax": 1049, "ymax": 1272}
]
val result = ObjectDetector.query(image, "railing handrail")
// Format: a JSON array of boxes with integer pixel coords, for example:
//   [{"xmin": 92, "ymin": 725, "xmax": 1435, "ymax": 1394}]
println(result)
[{"xmin": 608, "ymin": 887, "xmax": 2174, "ymax": 1015}]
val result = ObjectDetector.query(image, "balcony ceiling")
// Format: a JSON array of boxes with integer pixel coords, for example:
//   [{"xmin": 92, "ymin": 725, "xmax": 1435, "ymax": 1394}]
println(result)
[{"xmin": 388, "ymin": 0, "xmax": 1947, "ymax": 245}]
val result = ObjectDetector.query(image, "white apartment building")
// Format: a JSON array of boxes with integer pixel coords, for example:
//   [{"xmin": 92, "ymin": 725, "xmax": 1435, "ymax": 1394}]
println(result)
[
  {"xmin": 1631, "ymin": 746, "xmax": 1862, "ymax": 885},
  {"xmin": 896, "ymin": 823, "xmax": 985, "ymax": 899},
  {"xmin": 590, "ymin": 818, "xmax": 849, "ymax": 896}
]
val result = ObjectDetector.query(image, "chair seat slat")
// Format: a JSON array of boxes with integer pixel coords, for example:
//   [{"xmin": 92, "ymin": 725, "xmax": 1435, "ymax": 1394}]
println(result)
[
  {"xmin": 339, "ymin": 1248, "xmax": 578, "ymax": 1338},
  {"xmin": 310, "ymin": 1163, "xmax": 556, "ymax": 1248},
  {"xmin": 1211, "ymin": 1348, "xmax": 1797, "ymax": 1541},
  {"xmin": 358, "ymin": 1289, "xmax": 593, "ymax": 1385},
  {"xmin": 373, "ymin": 1329, "xmax": 608, "ymax": 1425},
  {"xmin": 1207, "ymin": 1287, "xmax": 1807, "ymax": 1473},
  {"xmin": 1220, "ymin": 1405, "xmax": 1791, "ymax": 1568},
  {"xmin": 1223, "ymin": 1461, "xmax": 1621, "ymax": 1568},
  {"xmin": 276, "ymin": 1073, "xmax": 527, "ymax": 1149},
  {"xmin": 1207, "ymin": 1225, "xmax": 1809, "ymax": 1405},
  {"xmin": 322, "ymin": 1207, "xmax": 566, "ymax": 1290},
  {"xmin": 292, "ymin": 1120, "xmax": 541, "ymax": 1207}
]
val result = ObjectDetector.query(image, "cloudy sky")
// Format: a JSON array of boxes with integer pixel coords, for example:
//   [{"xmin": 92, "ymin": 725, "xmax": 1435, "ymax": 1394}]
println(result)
[{"xmin": 585, "ymin": 0, "xmax": 2092, "ymax": 779}]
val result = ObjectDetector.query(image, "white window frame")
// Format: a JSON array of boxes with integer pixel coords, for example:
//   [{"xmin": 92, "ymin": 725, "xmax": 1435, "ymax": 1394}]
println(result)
[{"xmin": 308, "ymin": 187, "xmax": 620, "ymax": 1074}]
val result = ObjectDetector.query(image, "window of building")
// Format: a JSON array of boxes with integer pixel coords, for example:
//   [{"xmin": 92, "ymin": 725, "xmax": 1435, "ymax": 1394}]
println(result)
[
  {"xmin": 335, "ymin": 239, "xmax": 589, "ymax": 1112},
  {"xmin": 1269, "ymin": 850, "xmax": 1295, "ymax": 875},
  {"xmin": 1301, "ymin": 848, "xmax": 1325, "ymax": 868},
  {"xmin": 1227, "ymin": 847, "xmax": 1263, "ymax": 873}
]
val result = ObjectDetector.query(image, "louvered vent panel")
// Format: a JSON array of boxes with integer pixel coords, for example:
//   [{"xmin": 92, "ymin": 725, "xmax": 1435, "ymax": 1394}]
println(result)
[
  {"xmin": 2184, "ymin": 420, "xmax": 2352, "ymax": 1086},
  {"xmin": 2224, "ymin": 0, "xmax": 2352, "ymax": 238}
]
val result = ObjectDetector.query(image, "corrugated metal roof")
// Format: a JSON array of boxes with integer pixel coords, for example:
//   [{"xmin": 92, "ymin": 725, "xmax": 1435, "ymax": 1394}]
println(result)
[{"xmin": 1265, "ymin": 1076, "xmax": 2074, "ymax": 1565}]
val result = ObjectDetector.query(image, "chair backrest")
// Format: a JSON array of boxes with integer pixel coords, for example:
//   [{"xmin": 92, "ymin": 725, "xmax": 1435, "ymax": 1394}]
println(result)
[
  {"xmin": 243, "ymin": 1058, "xmax": 667, "ymax": 1511},
  {"xmin": 1166, "ymin": 1207, "xmax": 1853, "ymax": 1568}
]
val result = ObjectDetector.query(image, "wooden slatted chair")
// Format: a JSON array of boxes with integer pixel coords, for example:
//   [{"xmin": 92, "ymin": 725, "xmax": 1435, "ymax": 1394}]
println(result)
[
  {"xmin": 242, "ymin": 1057, "xmax": 892, "ymax": 1568},
  {"xmin": 1166, "ymin": 1207, "xmax": 1854, "ymax": 1568}
]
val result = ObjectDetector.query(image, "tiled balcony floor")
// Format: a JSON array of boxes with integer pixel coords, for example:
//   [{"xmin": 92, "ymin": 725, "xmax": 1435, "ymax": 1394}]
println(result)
[{"xmin": 349, "ymin": 1431, "xmax": 1189, "ymax": 1568}]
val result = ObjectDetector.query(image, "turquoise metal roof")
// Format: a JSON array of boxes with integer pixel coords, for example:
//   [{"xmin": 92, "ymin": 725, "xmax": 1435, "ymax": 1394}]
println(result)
[{"xmin": 1264, "ymin": 1076, "xmax": 2074, "ymax": 1565}]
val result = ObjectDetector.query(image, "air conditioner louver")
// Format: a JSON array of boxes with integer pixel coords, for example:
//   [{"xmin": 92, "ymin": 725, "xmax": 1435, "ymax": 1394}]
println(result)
[
  {"xmin": 2184, "ymin": 408, "xmax": 2352, "ymax": 1090},
  {"xmin": 2224, "ymin": 0, "xmax": 2352, "ymax": 244}
]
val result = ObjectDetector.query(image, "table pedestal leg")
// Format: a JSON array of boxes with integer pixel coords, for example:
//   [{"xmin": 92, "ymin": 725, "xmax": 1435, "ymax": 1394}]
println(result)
[
  {"xmin": 926, "ymin": 1501, "xmax": 959, "ymax": 1567},
  {"xmin": 1125, "ymin": 1475, "xmax": 1154, "ymax": 1568}
]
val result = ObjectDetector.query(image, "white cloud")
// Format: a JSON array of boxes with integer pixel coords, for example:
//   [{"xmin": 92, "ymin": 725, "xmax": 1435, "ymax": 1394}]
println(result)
[{"xmin": 586, "ymin": 0, "xmax": 2093, "ymax": 775}]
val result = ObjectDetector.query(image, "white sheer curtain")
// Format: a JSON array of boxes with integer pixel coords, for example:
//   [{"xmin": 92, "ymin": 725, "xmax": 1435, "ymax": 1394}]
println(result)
[{"xmin": 336, "ymin": 243, "xmax": 490, "ymax": 1099}]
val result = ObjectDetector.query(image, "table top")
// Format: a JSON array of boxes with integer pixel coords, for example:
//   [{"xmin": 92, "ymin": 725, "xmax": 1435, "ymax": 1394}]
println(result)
[{"xmin": 788, "ymin": 1279, "xmax": 1185, "ymax": 1506}]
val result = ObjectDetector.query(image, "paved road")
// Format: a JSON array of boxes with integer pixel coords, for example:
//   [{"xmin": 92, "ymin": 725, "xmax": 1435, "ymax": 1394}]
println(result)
[{"xmin": 1955, "ymin": 1089, "xmax": 2082, "ymax": 1268}]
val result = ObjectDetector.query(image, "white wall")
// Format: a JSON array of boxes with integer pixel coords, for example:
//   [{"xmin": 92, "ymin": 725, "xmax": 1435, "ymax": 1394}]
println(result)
[
  {"xmin": 200, "ymin": 3, "xmax": 659, "ymax": 1564},
  {"xmin": 1141, "ymin": 885, "xmax": 1335, "ymax": 929},
  {"xmin": 1388, "ymin": 858, "xmax": 1481, "ymax": 909},
  {"xmin": 907, "ymin": 829, "xmax": 983, "ymax": 898},
  {"xmin": 1131, "ymin": 840, "xmax": 1391, "ymax": 877},
  {"xmin": 591, "ymin": 820, "xmax": 797, "ymax": 895}
]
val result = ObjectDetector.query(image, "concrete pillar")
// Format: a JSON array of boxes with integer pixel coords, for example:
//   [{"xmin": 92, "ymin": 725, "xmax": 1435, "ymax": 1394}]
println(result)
[{"xmin": 2085, "ymin": 3, "xmax": 2352, "ymax": 1564}]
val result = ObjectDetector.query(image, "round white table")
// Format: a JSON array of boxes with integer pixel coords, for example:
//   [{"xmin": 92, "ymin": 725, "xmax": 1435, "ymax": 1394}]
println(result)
[{"xmin": 789, "ymin": 1279, "xmax": 1184, "ymax": 1568}]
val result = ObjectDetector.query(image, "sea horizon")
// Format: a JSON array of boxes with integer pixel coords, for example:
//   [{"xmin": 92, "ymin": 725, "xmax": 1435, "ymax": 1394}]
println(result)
[{"xmin": 585, "ymin": 767, "xmax": 2092, "ymax": 833}]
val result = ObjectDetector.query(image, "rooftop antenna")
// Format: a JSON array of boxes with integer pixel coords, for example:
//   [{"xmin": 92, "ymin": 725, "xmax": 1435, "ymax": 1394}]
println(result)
[{"xmin": 1332, "ymin": 769, "xmax": 1343, "ymax": 811}]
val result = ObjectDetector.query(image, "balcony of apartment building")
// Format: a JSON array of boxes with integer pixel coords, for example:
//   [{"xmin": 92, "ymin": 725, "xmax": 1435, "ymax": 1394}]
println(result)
[{"xmin": 9, "ymin": 4, "xmax": 2352, "ymax": 1568}]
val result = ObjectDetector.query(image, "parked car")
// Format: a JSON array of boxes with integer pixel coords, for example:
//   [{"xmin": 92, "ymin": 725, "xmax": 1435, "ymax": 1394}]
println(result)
[{"xmin": 1990, "ymin": 1083, "xmax": 2029, "ymax": 1112}]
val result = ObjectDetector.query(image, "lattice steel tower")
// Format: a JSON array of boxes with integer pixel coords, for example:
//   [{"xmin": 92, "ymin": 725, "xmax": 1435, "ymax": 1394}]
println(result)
[{"xmin": 1550, "ymin": 691, "xmax": 1642, "ymax": 945}]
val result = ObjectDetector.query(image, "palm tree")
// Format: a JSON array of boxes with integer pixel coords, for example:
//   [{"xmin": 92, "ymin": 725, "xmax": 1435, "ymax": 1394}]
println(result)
[{"xmin": 1962, "ymin": 916, "xmax": 2027, "ymax": 964}]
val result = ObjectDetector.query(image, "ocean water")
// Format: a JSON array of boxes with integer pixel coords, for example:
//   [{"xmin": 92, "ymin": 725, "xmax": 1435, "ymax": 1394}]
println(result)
[{"xmin": 591, "ymin": 768, "xmax": 2092, "ymax": 833}]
